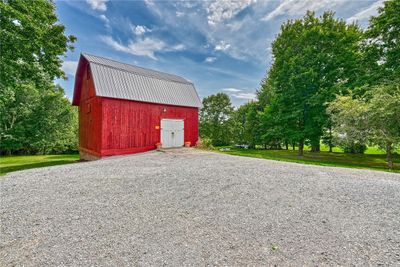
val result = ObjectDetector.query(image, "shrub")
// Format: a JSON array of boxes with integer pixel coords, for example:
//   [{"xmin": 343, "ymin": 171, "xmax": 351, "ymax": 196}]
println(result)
[
  {"xmin": 341, "ymin": 143, "xmax": 367, "ymax": 154},
  {"xmin": 196, "ymin": 138, "xmax": 214, "ymax": 150}
]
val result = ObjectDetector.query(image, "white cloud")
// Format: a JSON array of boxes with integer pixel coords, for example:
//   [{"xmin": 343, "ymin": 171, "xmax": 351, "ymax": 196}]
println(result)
[
  {"xmin": 131, "ymin": 25, "xmax": 150, "ymax": 35},
  {"xmin": 86, "ymin": 0, "xmax": 108, "ymax": 11},
  {"xmin": 99, "ymin": 14, "xmax": 110, "ymax": 28},
  {"xmin": 263, "ymin": 0, "xmax": 343, "ymax": 21},
  {"xmin": 215, "ymin": 41, "xmax": 231, "ymax": 51},
  {"xmin": 144, "ymin": 0, "xmax": 162, "ymax": 16},
  {"xmin": 346, "ymin": 1, "xmax": 383, "ymax": 23},
  {"xmin": 176, "ymin": 11, "xmax": 185, "ymax": 17},
  {"xmin": 222, "ymin": 88, "xmax": 242, "ymax": 92},
  {"xmin": 144, "ymin": 0, "xmax": 155, "ymax": 6},
  {"xmin": 231, "ymin": 92, "xmax": 256, "ymax": 100},
  {"xmin": 173, "ymin": 44, "xmax": 186, "ymax": 51},
  {"xmin": 102, "ymin": 36, "xmax": 185, "ymax": 60},
  {"xmin": 62, "ymin": 61, "xmax": 78, "ymax": 76},
  {"xmin": 206, "ymin": 0, "xmax": 256, "ymax": 26},
  {"xmin": 205, "ymin": 57, "xmax": 217, "ymax": 63},
  {"xmin": 99, "ymin": 14, "xmax": 109, "ymax": 23},
  {"xmin": 222, "ymin": 88, "xmax": 256, "ymax": 100}
]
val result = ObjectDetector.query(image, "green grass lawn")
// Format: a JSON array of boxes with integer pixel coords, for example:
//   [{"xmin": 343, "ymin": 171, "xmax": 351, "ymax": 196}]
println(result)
[
  {"xmin": 217, "ymin": 147, "xmax": 400, "ymax": 173},
  {"xmin": 302, "ymin": 144, "xmax": 389, "ymax": 155},
  {"xmin": 0, "ymin": 154, "xmax": 80, "ymax": 176}
]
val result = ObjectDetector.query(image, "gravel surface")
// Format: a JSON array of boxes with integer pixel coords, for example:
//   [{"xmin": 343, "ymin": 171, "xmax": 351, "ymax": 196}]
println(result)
[{"xmin": 1, "ymin": 148, "xmax": 400, "ymax": 266}]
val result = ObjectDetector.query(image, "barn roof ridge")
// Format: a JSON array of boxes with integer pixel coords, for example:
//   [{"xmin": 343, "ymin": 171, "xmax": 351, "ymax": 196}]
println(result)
[{"xmin": 81, "ymin": 53, "xmax": 192, "ymax": 85}]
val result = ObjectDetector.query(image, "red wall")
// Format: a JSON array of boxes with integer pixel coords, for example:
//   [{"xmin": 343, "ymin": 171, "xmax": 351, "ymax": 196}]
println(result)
[
  {"xmin": 100, "ymin": 98, "xmax": 199, "ymax": 156},
  {"xmin": 78, "ymin": 67, "xmax": 103, "ymax": 157},
  {"xmin": 78, "ymin": 66, "xmax": 199, "ymax": 157}
]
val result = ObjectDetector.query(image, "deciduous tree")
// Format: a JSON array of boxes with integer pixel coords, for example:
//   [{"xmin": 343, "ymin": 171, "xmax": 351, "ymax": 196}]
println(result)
[
  {"xmin": 199, "ymin": 93, "xmax": 234, "ymax": 146},
  {"xmin": 262, "ymin": 11, "xmax": 362, "ymax": 155},
  {"xmin": 0, "ymin": 0, "xmax": 77, "ymax": 154},
  {"xmin": 363, "ymin": 0, "xmax": 400, "ymax": 85},
  {"xmin": 328, "ymin": 85, "xmax": 400, "ymax": 169}
]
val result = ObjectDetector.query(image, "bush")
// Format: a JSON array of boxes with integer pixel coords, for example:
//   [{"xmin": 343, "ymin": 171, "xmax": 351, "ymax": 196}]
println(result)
[
  {"xmin": 341, "ymin": 143, "xmax": 367, "ymax": 154},
  {"xmin": 196, "ymin": 138, "xmax": 214, "ymax": 150}
]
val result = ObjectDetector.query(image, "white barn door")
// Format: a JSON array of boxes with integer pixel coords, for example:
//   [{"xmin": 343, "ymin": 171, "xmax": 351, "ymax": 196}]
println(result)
[{"xmin": 161, "ymin": 119, "xmax": 184, "ymax": 148}]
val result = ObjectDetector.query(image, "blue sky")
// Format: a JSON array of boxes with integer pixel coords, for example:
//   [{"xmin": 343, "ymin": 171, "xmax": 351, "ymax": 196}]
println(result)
[{"xmin": 56, "ymin": 0, "xmax": 383, "ymax": 106}]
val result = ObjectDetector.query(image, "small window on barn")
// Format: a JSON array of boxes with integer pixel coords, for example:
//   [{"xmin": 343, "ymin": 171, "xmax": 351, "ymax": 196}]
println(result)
[
  {"xmin": 86, "ymin": 102, "xmax": 91, "ymax": 113},
  {"xmin": 86, "ymin": 65, "xmax": 91, "ymax": 80}
]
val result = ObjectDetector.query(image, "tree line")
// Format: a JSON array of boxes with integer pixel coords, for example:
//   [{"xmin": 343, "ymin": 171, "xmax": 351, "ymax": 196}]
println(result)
[
  {"xmin": 0, "ymin": 0, "xmax": 77, "ymax": 155},
  {"xmin": 200, "ymin": 0, "xmax": 400, "ymax": 169}
]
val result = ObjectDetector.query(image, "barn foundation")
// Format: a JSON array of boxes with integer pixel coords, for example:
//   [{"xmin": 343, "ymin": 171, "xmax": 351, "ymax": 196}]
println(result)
[{"xmin": 79, "ymin": 149, "xmax": 101, "ymax": 161}]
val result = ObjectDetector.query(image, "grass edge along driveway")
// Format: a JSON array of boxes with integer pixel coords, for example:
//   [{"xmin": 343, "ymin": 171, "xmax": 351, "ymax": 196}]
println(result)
[
  {"xmin": 1, "ymin": 147, "xmax": 399, "ymax": 176},
  {"xmin": 0, "ymin": 154, "xmax": 79, "ymax": 176},
  {"xmin": 216, "ymin": 147, "xmax": 400, "ymax": 173}
]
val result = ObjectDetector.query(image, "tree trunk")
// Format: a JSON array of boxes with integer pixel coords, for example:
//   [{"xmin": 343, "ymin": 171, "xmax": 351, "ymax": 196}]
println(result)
[
  {"xmin": 328, "ymin": 127, "xmax": 333, "ymax": 152},
  {"xmin": 292, "ymin": 142, "xmax": 295, "ymax": 150},
  {"xmin": 310, "ymin": 138, "xmax": 320, "ymax": 153},
  {"xmin": 311, "ymin": 144, "xmax": 320, "ymax": 152},
  {"xmin": 285, "ymin": 141, "xmax": 289, "ymax": 150},
  {"xmin": 386, "ymin": 142, "xmax": 394, "ymax": 170},
  {"xmin": 298, "ymin": 139, "xmax": 304, "ymax": 156}
]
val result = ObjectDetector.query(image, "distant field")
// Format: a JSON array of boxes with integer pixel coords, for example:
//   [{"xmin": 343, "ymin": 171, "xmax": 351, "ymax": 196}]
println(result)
[
  {"xmin": 0, "ymin": 154, "xmax": 79, "ymax": 176},
  {"xmin": 217, "ymin": 147, "xmax": 400, "ymax": 173}
]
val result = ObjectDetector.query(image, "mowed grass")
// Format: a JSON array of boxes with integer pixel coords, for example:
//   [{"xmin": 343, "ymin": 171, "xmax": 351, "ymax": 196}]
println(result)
[
  {"xmin": 302, "ymin": 144, "xmax": 389, "ymax": 155},
  {"xmin": 217, "ymin": 146, "xmax": 400, "ymax": 173},
  {"xmin": 0, "ymin": 154, "xmax": 79, "ymax": 176}
]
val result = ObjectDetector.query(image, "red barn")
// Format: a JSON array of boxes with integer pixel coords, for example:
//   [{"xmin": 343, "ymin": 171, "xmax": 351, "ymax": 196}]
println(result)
[{"xmin": 72, "ymin": 54, "xmax": 201, "ymax": 160}]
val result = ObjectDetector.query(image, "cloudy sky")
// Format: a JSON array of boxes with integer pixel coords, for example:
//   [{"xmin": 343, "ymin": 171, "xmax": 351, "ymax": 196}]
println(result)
[{"xmin": 57, "ymin": 0, "xmax": 383, "ymax": 106}]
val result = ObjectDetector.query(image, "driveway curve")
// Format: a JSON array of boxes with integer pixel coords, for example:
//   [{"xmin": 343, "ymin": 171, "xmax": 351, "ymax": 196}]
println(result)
[{"xmin": 1, "ymin": 149, "xmax": 400, "ymax": 266}]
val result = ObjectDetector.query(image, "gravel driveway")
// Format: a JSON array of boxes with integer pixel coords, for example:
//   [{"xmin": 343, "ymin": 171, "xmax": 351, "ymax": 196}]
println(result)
[{"xmin": 1, "ymin": 148, "xmax": 400, "ymax": 266}]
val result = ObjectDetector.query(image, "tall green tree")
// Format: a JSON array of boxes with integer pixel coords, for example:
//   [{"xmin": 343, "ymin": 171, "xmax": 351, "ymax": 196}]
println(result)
[
  {"xmin": 232, "ymin": 102, "xmax": 263, "ymax": 148},
  {"xmin": 363, "ymin": 0, "xmax": 400, "ymax": 85},
  {"xmin": 232, "ymin": 104, "xmax": 248, "ymax": 145},
  {"xmin": 262, "ymin": 11, "xmax": 362, "ymax": 155},
  {"xmin": 199, "ymin": 93, "xmax": 234, "ymax": 146},
  {"xmin": 0, "ymin": 0, "xmax": 77, "ymax": 154}
]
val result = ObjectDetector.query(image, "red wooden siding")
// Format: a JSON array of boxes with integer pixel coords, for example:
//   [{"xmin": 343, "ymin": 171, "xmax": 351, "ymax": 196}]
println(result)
[
  {"xmin": 78, "ymin": 67, "xmax": 102, "ymax": 157},
  {"xmin": 100, "ymin": 97, "xmax": 198, "ymax": 156}
]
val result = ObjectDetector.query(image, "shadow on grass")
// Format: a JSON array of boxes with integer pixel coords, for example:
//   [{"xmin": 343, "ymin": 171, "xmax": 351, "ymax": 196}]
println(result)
[
  {"xmin": 219, "ymin": 148, "xmax": 400, "ymax": 173},
  {"xmin": 0, "ymin": 160, "xmax": 78, "ymax": 176}
]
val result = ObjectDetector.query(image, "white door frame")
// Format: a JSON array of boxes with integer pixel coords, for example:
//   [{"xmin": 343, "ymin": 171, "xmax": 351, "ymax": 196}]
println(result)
[{"xmin": 160, "ymin": 119, "xmax": 184, "ymax": 148}]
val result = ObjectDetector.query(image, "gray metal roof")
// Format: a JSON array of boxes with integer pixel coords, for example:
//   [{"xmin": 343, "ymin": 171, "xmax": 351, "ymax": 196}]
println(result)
[{"xmin": 82, "ymin": 53, "xmax": 201, "ymax": 108}]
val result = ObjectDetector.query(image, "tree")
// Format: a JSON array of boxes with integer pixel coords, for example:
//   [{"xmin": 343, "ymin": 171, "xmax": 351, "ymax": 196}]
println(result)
[
  {"xmin": 243, "ymin": 102, "xmax": 263, "ymax": 148},
  {"xmin": 27, "ymin": 85, "xmax": 78, "ymax": 154},
  {"xmin": 365, "ymin": 84, "xmax": 400, "ymax": 169},
  {"xmin": 232, "ymin": 102, "xmax": 263, "ymax": 148},
  {"xmin": 327, "ymin": 94, "xmax": 370, "ymax": 154},
  {"xmin": 262, "ymin": 11, "xmax": 362, "ymax": 156},
  {"xmin": 328, "ymin": 84, "xmax": 400, "ymax": 169},
  {"xmin": 0, "ymin": 0, "xmax": 77, "ymax": 154},
  {"xmin": 363, "ymin": 0, "xmax": 400, "ymax": 85},
  {"xmin": 199, "ymin": 93, "xmax": 234, "ymax": 146},
  {"xmin": 232, "ymin": 104, "xmax": 249, "ymax": 145}
]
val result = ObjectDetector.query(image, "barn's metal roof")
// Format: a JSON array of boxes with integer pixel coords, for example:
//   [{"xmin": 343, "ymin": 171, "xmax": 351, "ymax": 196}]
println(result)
[{"xmin": 79, "ymin": 53, "xmax": 201, "ymax": 108}]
